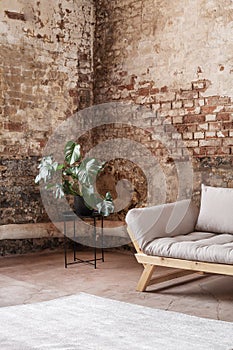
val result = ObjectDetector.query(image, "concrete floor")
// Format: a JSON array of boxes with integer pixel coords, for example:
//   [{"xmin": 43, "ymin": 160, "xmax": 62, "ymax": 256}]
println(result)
[{"xmin": 0, "ymin": 249, "xmax": 232, "ymax": 322}]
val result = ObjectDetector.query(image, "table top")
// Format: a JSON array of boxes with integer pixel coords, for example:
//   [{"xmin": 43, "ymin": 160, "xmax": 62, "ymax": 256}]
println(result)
[{"xmin": 62, "ymin": 211, "xmax": 103, "ymax": 220}]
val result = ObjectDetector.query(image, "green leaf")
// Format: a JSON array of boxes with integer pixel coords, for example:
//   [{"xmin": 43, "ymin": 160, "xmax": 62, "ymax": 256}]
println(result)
[
  {"xmin": 62, "ymin": 179, "xmax": 80, "ymax": 196},
  {"xmin": 77, "ymin": 158, "xmax": 104, "ymax": 186},
  {"xmin": 81, "ymin": 186, "xmax": 114, "ymax": 216},
  {"xmin": 64, "ymin": 141, "xmax": 81, "ymax": 165},
  {"xmin": 35, "ymin": 156, "xmax": 58, "ymax": 183},
  {"xmin": 96, "ymin": 199, "xmax": 114, "ymax": 216},
  {"xmin": 105, "ymin": 191, "xmax": 113, "ymax": 201},
  {"xmin": 54, "ymin": 184, "xmax": 65, "ymax": 199}
]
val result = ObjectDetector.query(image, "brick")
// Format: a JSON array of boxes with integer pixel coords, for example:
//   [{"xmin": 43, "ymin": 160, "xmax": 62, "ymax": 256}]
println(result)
[
  {"xmin": 195, "ymin": 99, "xmax": 205, "ymax": 107},
  {"xmin": 199, "ymin": 139, "xmax": 221, "ymax": 147},
  {"xmin": 217, "ymin": 131, "xmax": 227, "ymax": 138},
  {"xmin": 184, "ymin": 140, "xmax": 199, "ymax": 148},
  {"xmin": 172, "ymin": 133, "xmax": 182, "ymax": 140},
  {"xmin": 214, "ymin": 147, "xmax": 230, "ymax": 155},
  {"xmin": 205, "ymin": 147, "xmax": 217, "ymax": 155},
  {"xmin": 213, "ymin": 106, "xmax": 224, "ymax": 113},
  {"xmin": 216, "ymin": 112, "xmax": 231, "ymax": 121},
  {"xmin": 205, "ymin": 96, "xmax": 231, "ymax": 105},
  {"xmin": 223, "ymin": 139, "xmax": 233, "ymax": 146},
  {"xmin": 176, "ymin": 91, "xmax": 198, "ymax": 100},
  {"xmin": 184, "ymin": 106, "xmax": 201, "ymax": 114},
  {"xmin": 201, "ymin": 106, "xmax": 217, "ymax": 114},
  {"xmin": 183, "ymin": 132, "xmax": 193, "ymax": 140},
  {"xmin": 205, "ymin": 114, "xmax": 216, "ymax": 122},
  {"xmin": 206, "ymin": 131, "xmax": 216, "ymax": 138},
  {"xmin": 183, "ymin": 100, "xmax": 194, "ymax": 108},
  {"xmin": 192, "ymin": 81, "xmax": 205, "ymax": 90},
  {"xmin": 176, "ymin": 124, "xmax": 197, "ymax": 133},
  {"xmin": 172, "ymin": 116, "xmax": 183, "ymax": 124},
  {"xmin": 194, "ymin": 132, "xmax": 204, "ymax": 139},
  {"xmin": 224, "ymin": 106, "xmax": 233, "ymax": 112},
  {"xmin": 183, "ymin": 115, "xmax": 205, "ymax": 123},
  {"xmin": 161, "ymin": 102, "xmax": 172, "ymax": 110},
  {"xmin": 5, "ymin": 122, "xmax": 24, "ymax": 132},
  {"xmin": 222, "ymin": 121, "xmax": 233, "ymax": 129},
  {"xmin": 138, "ymin": 87, "xmax": 150, "ymax": 95},
  {"xmin": 209, "ymin": 122, "xmax": 222, "ymax": 131},
  {"xmin": 198, "ymin": 123, "xmax": 208, "ymax": 131},
  {"xmin": 155, "ymin": 92, "xmax": 176, "ymax": 102},
  {"xmin": 193, "ymin": 147, "xmax": 206, "ymax": 156},
  {"xmin": 168, "ymin": 109, "xmax": 180, "ymax": 117},
  {"xmin": 172, "ymin": 101, "xmax": 182, "ymax": 109}
]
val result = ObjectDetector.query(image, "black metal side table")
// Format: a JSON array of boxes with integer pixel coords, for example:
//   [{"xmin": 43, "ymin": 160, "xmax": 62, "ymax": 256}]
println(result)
[{"xmin": 63, "ymin": 211, "xmax": 104, "ymax": 269}]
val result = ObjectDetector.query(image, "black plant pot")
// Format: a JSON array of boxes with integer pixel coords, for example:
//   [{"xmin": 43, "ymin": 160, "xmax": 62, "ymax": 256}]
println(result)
[{"xmin": 74, "ymin": 195, "xmax": 94, "ymax": 217}]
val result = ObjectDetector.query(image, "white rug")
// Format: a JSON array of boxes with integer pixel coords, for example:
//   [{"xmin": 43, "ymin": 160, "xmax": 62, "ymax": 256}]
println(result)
[{"xmin": 0, "ymin": 293, "xmax": 232, "ymax": 350}]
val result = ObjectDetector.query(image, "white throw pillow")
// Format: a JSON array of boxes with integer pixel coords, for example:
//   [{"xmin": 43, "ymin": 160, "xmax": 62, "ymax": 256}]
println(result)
[{"xmin": 196, "ymin": 184, "xmax": 233, "ymax": 234}]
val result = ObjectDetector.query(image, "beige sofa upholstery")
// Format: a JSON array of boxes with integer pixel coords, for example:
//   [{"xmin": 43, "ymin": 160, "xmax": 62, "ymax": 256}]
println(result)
[{"xmin": 125, "ymin": 185, "xmax": 233, "ymax": 292}]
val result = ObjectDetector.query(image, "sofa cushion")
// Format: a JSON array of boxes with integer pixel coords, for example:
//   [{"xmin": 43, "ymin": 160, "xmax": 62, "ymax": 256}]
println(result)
[
  {"xmin": 125, "ymin": 199, "xmax": 199, "ymax": 251},
  {"xmin": 195, "ymin": 184, "xmax": 233, "ymax": 234},
  {"xmin": 144, "ymin": 231, "xmax": 233, "ymax": 264}
]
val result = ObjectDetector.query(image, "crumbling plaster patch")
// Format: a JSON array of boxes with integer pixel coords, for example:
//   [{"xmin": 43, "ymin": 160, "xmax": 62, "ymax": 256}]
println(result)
[{"xmin": 116, "ymin": 0, "xmax": 233, "ymax": 97}]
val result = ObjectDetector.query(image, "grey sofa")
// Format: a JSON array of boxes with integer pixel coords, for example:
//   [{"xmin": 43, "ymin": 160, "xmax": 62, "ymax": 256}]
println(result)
[{"xmin": 126, "ymin": 184, "xmax": 233, "ymax": 291}]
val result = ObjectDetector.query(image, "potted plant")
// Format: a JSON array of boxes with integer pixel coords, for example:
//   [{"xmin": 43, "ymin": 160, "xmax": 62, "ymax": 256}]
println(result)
[{"xmin": 35, "ymin": 140, "xmax": 114, "ymax": 217}]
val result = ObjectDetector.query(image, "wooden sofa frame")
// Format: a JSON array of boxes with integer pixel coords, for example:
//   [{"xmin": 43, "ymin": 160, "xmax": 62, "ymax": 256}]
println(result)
[{"xmin": 127, "ymin": 227, "xmax": 233, "ymax": 292}]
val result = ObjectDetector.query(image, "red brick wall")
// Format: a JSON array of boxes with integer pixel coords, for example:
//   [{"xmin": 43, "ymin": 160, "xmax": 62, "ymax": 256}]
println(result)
[
  {"xmin": 0, "ymin": 0, "xmax": 94, "ymax": 225},
  {"xmin": 94, "ymin": 0, "xmax": 233, "ymax": 206}
]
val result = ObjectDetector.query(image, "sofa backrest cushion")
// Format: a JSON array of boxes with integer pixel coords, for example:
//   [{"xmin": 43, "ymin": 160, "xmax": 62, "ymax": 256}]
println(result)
[
  {"xmin": 195, "ymin": 184, "xmax": 233, "ymax": 234},
  {"xmin": 126, "ymin": 199, "xmax": 199, "ymax": 251}
]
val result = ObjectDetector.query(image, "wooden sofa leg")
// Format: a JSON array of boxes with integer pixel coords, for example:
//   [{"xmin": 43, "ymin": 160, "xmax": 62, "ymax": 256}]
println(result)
[{"xmin": 136, "ymin": 264, "xmax": 155, "ymax": 292}]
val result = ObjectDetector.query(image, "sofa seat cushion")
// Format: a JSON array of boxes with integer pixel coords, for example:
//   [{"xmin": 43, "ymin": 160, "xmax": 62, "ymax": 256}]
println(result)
[{"xmin": 144, "ymin": 231, "xmax": 233, "ymax": 264}]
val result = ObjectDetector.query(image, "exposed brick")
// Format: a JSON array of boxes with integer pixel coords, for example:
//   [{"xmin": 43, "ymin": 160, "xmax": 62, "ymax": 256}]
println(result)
[
  {"xmin": 193, "ymin": 147, "xmax": 206, "ymax": 156},
  {"xmin": 161, "ymin": 102, "xmax": 172, "ymax": 110},
  {"xmin": 209, "ymin": 122, "xmax": 222, "ymax": 131},
  {"xmin": 206, "ymin": 131, "xmax": 216, "ymax": 138},
  {"xmin": 224, "ymin": 106, "xmax": 233, "ymax": 112},
  {"xmin": 155, "ymin": 92, "xmax": 176, "ymax": 102},
  {"xmin": 172, "ymin": 116, "xmax": 183, "ymax": 124},
  {"xmin": 184, "ymin": 106, "xmax": 201, "ymax": 115},
  {"xmin": 201, "ymin": 106, "xmax": 217, "ymax": 114},
  {"xmin": 172, "ymin": 101, "xmax": 182, "ymax": 109},
  {"xmin": 192, "ymin": 81, "xmax": 207, "ymax": 90},
  {"xmin": 222, "ymin": 138, "xmax": 233, "ymax": 146},
  {"xmin": 222, "ymin": 121, "xmax": 233, "ymax": 129},
  {"xmin": 5, "ymin": 122, "xmax": 25, "ymax": 132},
  {"xmin": 184, "ymin": 140, "xmax": 199, "ymax": 148},
  {"xmin": 2, "ymin": 0, "xmax": 233, "ymax": 238},
  {"xmin": 216, "ymin": 112, "xmax": 231, "ymax": 121},
  {"xmin": 217, "ymin": 131, "xmax": 228, "ymax": 138},
  {"xmin": 176, "ymin": 91, "xmax": 198, "ymax": 100},
  {"xmin": 172, "ymin": 133, "xmax": 182, "ymax": 139},
  {"xmin": 205, "ymin": 114, "xmax": 216, "ymax": 122},
  {"xmin": 183, "ymin": 132, "xmax": 193, "ymax": 140},
  {"xmin": 183, "ymin": 115, "xmax": 205, "ymax": 123},
  {"xmin": 195, "ymin": 99, "xmax": 205, "ymax": 107},
  {"xmin": 176, "ymin": 124, "xmax": 197, "ymax": 133},
  {"xmin": 1, "ymin": 1, "xmax": 94, "ymax": 227},
  {"xmin": 5, "ymin": 11, "xmax": 25, "ymax": 21},
  {"xmin": 205, "ymin": 96, "xmax": 231, "ymax": 105},
  {"xmin": 183, "ymin": 100, "xmax": 194, "ymax": 108},
  {"xmin": 194, "ymin": 132, "xmax": 204, "ymax": 139},
  {"xmin": 138, "ymin": 87, "xmax": 150, "ymax": 95},
  {"xmin": 198, "ymin": 123, "xmax": 208, "ymax": 131},
  {"xmin": 199, "ymin": 139, "xmax": 221, "ymax": 147}
]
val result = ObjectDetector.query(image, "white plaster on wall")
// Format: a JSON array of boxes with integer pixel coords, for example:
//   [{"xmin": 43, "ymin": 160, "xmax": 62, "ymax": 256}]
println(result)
[{"xmin": 123, "ymin": 0, "xmax": 233, "ymax": 97}]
